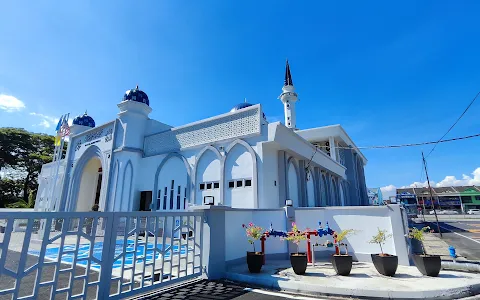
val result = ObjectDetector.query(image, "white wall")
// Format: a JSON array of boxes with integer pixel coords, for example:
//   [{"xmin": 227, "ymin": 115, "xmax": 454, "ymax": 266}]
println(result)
[
  {"xmin": 76, "ymin": 158, "xmax": 101, "ymax": 211},
  {"xmin": 256, "ymin": 144, "xmax": 279, "ymax": 209},
  {"xmin": 224, "ymin": 144, "xmax": 254, "ymax": 208},
  {"xmin": 222, "ymin": 205, "xmax": 409, "ymax": 266},
  {"xmin": 196, "ymin": 150, "xmax": 221, "ymax": 205},
  {"xmin": 294, "ymin": 207, "xmax": 400, "ymax": 261},
  {"xmin": 225, "ymin": 209, "xmax": 287, "ymax": 262}
]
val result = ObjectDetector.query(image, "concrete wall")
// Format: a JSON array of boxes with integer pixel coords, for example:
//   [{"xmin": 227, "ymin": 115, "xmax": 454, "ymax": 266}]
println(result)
[
  {"xmin": 205, "ymin": 205, "xmax": 409, "ymax": 267},
  {"xmin": 295, "ymin": 206, "xmax": 408, "ymax": 264},
  {"xmin": 193, "ymin": 204, "xmax": 409, "ymax": 279},
  {"xmin": 224, "ymin": 209, "xmax": 287, "ymax": 262}
]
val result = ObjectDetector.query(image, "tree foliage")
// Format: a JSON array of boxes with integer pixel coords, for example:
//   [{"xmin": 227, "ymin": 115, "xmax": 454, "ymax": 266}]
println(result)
[{"xmin": 0, "ymin": 128, "xmax": 59, "ymax": 208}]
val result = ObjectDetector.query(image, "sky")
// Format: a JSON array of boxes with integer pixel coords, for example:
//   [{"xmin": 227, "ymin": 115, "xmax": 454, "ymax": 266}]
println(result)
[{"xmin": 1, "ymin": 1, "xmax": 480, "ymax": 199}]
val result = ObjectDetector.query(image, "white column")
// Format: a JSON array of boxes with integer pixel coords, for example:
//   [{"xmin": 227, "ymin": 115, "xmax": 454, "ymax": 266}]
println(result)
[{"xmin": 329, "ymin": 136, "xmax": 337, "ymax": 161}]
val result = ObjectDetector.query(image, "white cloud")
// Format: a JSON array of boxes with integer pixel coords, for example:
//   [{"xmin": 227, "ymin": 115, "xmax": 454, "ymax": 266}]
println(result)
[
  {"xmin": 380, "ymin": 167, "xmax": 480, "ymax": 199},
  {"xmin": 435, "ymin": 167, "xmax": 480, "ymax": 187},
  {"xmin": 0, "ymin": 94, "xmax": 26, "ymax": 112},
  {"xmin": 30, "ymin": 112, "xmax": 59, "ymax": 128},
  {"xmin": 380, "ymin": 184, "xmax": 396, "ymax": 199},
  {"xmin": 38, "ymin": 119, "xmax": 51, "ymax": 128}
]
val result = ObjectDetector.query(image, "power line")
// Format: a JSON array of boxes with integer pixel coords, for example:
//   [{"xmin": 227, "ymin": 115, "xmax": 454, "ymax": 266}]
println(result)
[
  {"xmin": 425, "ymin": 91, "xmax": 480, "ymax": 158},
  {"xmin": 315, "ymin": 132, "xmax": 480, "ymax": 150}
]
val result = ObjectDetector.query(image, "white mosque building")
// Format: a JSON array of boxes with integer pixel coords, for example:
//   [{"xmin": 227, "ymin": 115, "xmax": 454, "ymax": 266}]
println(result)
[{"xmin": 35, "ymin": 61, "xmax": 369, "ymax": 213}]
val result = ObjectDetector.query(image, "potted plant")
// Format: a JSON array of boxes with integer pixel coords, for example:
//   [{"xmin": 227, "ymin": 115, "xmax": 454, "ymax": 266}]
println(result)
[
  {"xmin": 283, "ymin": 222, "xmax": 308, "ymax": 275},
  {"xmin": 331, "ymin": 229, "xmax": 355, "ymax": 276},
  {"xmin": 369, "ymin": 228, "xmax": 398, "ymax": 276},
  {"xmin": 242, "ymin": 223, "xmax": 264, "ymax": 273},
  {"xmin": 409, "ymin": 226, "xmax": 441, "ymax": 276}
]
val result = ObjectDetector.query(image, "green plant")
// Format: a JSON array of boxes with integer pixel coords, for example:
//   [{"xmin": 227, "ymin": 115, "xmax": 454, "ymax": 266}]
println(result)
[
  {"xmin": 242, "ymin": 223, "xmax": 264, "ymax": 252},
  {"xmin": 335, "ymin": 229, "xmax": 355, "ymax": 255},
  {"xmin": 408, "ymin": 226, "xmax": 432, "ymax": 255},
  {"xmin": 283, "ymin": 222, "xmax": 308, "ymax": 254},
  {"xmin": 369, "ymin": 228, "xmax": 392, "ymax": 255}
]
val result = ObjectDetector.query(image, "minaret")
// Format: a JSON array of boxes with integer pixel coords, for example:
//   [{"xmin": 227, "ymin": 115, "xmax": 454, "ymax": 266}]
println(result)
[{"xmin": 279, "ymin": 60, "xmax": 298, "ymax": 129}]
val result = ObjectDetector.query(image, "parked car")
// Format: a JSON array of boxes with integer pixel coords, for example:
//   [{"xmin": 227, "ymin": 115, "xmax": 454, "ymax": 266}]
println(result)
[{"xmin": 467, "ymin": 209, "xmax": 480, "ymax": 215}]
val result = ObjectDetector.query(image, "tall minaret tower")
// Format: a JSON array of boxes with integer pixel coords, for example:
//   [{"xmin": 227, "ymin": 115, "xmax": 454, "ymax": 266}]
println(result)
[{"xmin": 279, "ymin": 60, "xmax": 298, "ymax": 129}]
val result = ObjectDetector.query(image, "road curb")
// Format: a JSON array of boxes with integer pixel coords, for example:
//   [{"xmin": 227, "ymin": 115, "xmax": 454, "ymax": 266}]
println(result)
[
  {"xmin": 225, "ymin": 271, "xmax": 480, "ymax": 300},
  {"xmin": 442, "ymin": 261, "xmax": 480, "ymax": 273}
]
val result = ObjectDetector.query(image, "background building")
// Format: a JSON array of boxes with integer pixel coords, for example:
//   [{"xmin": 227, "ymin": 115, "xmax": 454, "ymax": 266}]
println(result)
[
  {"xmin": 367, "ymin": 187, "xmax": 383, "ymax": 205},
  {"xmin": 396, "ymin": 185, "xmax": 480, "ymax": 213}
]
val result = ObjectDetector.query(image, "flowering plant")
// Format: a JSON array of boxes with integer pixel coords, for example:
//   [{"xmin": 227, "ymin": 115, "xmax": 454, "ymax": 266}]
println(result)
[
  {"xmin": 242, "ymin": 223, "xmax": 264, "ymax": 252},
  {"xmin": 282, "ymin": 222, "xmax": 308, "ymax": 254}
]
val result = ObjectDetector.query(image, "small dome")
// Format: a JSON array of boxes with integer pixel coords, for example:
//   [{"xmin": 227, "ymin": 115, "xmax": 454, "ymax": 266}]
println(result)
[
  {"xmin": 123, "ymin": 85, "xmax": 149, "ymax": 106},
  {"xmin": 230, "ymin": 102, "xmax": 253, "ymax": 112},
  {"xmin": 73, "ymin": 111, "xmax": 95, "ymax": 128}
]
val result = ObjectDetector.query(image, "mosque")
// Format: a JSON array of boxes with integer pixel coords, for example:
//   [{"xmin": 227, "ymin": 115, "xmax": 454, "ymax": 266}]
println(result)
[{"xmin": 35, "ymin": 61, "xmax": 369, "ymax": 213}]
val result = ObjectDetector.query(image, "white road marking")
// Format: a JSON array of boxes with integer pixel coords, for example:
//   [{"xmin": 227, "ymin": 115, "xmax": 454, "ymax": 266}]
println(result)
[
  {"xmin": 243, "ymin": 288, "xmax": 325, "ymax": 299},
  {"xmin": 439, "ymin": 224, "xmax": 480, "ymax": 244}
]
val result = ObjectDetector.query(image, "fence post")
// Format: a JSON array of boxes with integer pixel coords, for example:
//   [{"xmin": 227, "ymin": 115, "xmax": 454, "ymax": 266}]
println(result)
[
  {"xmin": 97, "ymin": 212, "xmax": 116, "ymax": 299},
  {"xmin": 192, "ymin": 205, "xmax": 227, "ymax": 280}
]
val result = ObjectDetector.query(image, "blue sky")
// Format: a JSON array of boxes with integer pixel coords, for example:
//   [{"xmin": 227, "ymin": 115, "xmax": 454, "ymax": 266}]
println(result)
[{"xmin": 1, "ymin": 1, "xmax": 480, "ymax": 198}]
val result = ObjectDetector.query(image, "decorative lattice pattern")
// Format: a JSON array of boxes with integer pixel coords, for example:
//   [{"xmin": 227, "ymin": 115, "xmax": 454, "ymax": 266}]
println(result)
[
  {"xmin": 0, "ymin": 211, "xmax": 203, "ymax": 300},
  {"xmin": 144, "ymin": 107, "xmax": 261, "ymax": 156}
]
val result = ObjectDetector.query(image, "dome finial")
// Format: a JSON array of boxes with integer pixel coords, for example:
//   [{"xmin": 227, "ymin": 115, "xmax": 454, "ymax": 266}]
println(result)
[
  {"xmin": 84, "ymin": 110, "xmax": 87, "ymax": 115},
  {"xmin": 135, "ymin": 84, "xmax": 139, "ymax": 90},
  {"xmin": 244, "ymin": 97, "xmax": 247, "ymax": 103}
]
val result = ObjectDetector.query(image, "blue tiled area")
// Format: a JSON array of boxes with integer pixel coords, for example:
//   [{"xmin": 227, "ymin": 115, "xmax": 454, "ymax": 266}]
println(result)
[{"xmin": 29, "ymin": 240, "xmax": 189, "ymax": 270}]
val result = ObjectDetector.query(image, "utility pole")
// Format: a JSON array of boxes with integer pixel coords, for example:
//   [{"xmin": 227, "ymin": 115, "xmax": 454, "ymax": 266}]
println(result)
[{"xmin": 422, "ymin": 151, "xmax": 442, "ymax": 237}]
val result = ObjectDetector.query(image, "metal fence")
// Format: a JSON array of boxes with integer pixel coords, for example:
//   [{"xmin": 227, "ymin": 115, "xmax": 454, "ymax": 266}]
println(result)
[{"xmin": 0, "ymin": 211, "xmax": 203, "ymax": 300}]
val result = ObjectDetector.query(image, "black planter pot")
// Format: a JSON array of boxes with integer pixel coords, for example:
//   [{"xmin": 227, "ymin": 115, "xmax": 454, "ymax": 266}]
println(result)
[
  {"xmin": 246, "ymin": 252, "xmax": 264, "ymax": 273},
  {"xmin": 413, "ymin": 254, "xmax": 441, "ymax": 277},
  {"xmin": 331, "ymin": 255, "xmax": 353, "ymax": 276},
  {"xmin": 290, "ymin": 253, "xmax": 308, "ymax": 275},
  {"xmin": 371, "ymin": 254, "xmax": 398, "ymax": 276}
]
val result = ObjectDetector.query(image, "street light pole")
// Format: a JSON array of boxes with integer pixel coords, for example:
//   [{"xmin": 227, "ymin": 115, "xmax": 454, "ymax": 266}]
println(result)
[{"xmin": 422, "ymin": 151, "xmax": 442, "ymax": 237}]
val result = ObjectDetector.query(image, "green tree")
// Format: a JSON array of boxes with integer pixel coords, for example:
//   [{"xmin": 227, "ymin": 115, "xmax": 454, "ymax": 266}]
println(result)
[
  {"xmin": 0, "ymin": 128, "xmax": 59, "ymax": 207},
  {"xmin": 0, "ymin": 178, "xmax": 23, "ymax": 207}
]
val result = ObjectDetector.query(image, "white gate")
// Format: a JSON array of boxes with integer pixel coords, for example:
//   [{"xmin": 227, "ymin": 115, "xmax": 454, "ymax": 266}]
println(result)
[{"xmin": 0, "ymin": 211, "xmax": 203, "ymax": 299}]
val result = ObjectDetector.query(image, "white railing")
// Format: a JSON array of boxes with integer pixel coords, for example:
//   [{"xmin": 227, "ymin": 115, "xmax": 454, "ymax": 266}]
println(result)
[{"xmin": 0, "ymin": 211, "xmax": 203, "ymax": 300}]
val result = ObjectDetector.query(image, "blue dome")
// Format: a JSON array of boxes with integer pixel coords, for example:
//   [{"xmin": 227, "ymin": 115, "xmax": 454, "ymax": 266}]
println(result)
[
  {"xmin": 230, "ymin": 102, "xmax": 253, "ymax": 112},
  {"xmin": 123, "ymin": 85, "xmax": 149, "ymax": 106},
  {"xmin": 73, "ymin": 112, "xmax": 95, "ymax": 128}
]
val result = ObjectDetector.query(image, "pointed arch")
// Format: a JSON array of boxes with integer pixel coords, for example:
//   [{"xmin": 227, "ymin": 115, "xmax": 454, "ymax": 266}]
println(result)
[
  {"xmin": 224, "ymin": 139, "xmax": 258, "ymax": 208},
  {"xmin": 66, "ymin": 145, "xmax": 106, "ymax": 212},
  {"xmin": 306, "ymin": 167, "xmax": 315, "ymax": 207},
  {"xmin": 321, "ymin": 172, "xmax": 329, "ymax": 206},
  {"xmin": 286, "ymin": 156, "xmax": 300, "ymax": 207},
  {"xmin": 193, "ymin": 146, "xmax": 223, "ymax": 205},
  {"xmin": 120, "ymin": 160, "xmax": 133, "ymax": 211},
  {"xmin": 154, "ymin": 152, "xmax": 191, "ymax": 211}
]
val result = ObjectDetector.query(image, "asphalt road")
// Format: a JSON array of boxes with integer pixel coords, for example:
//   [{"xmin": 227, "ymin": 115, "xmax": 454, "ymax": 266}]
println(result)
[
  {"xmin": 431, "ymin": 220, "xmax": 480, "ymax": 261},
  {"xmin": 137, "ymin": 279, "xmax": 337, "ymax": 300}
]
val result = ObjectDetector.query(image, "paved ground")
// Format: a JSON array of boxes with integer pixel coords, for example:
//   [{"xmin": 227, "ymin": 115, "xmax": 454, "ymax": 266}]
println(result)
[
  {"xmin": 425, "ymin": 220, "xmax": 480, "ymax": 261},
  {"xmin": 225, "ymin": 260, "xmax": 480, "ymax": 299},
  {"xmin": 136, "ymin": 279, "xmax": 334, "ymax": 300}
]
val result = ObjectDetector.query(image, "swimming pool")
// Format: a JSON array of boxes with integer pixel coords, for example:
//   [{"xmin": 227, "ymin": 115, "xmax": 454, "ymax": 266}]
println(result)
[{"xmin": 29, "ymin": 240, "xmax": 190, "ymax": 270}]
